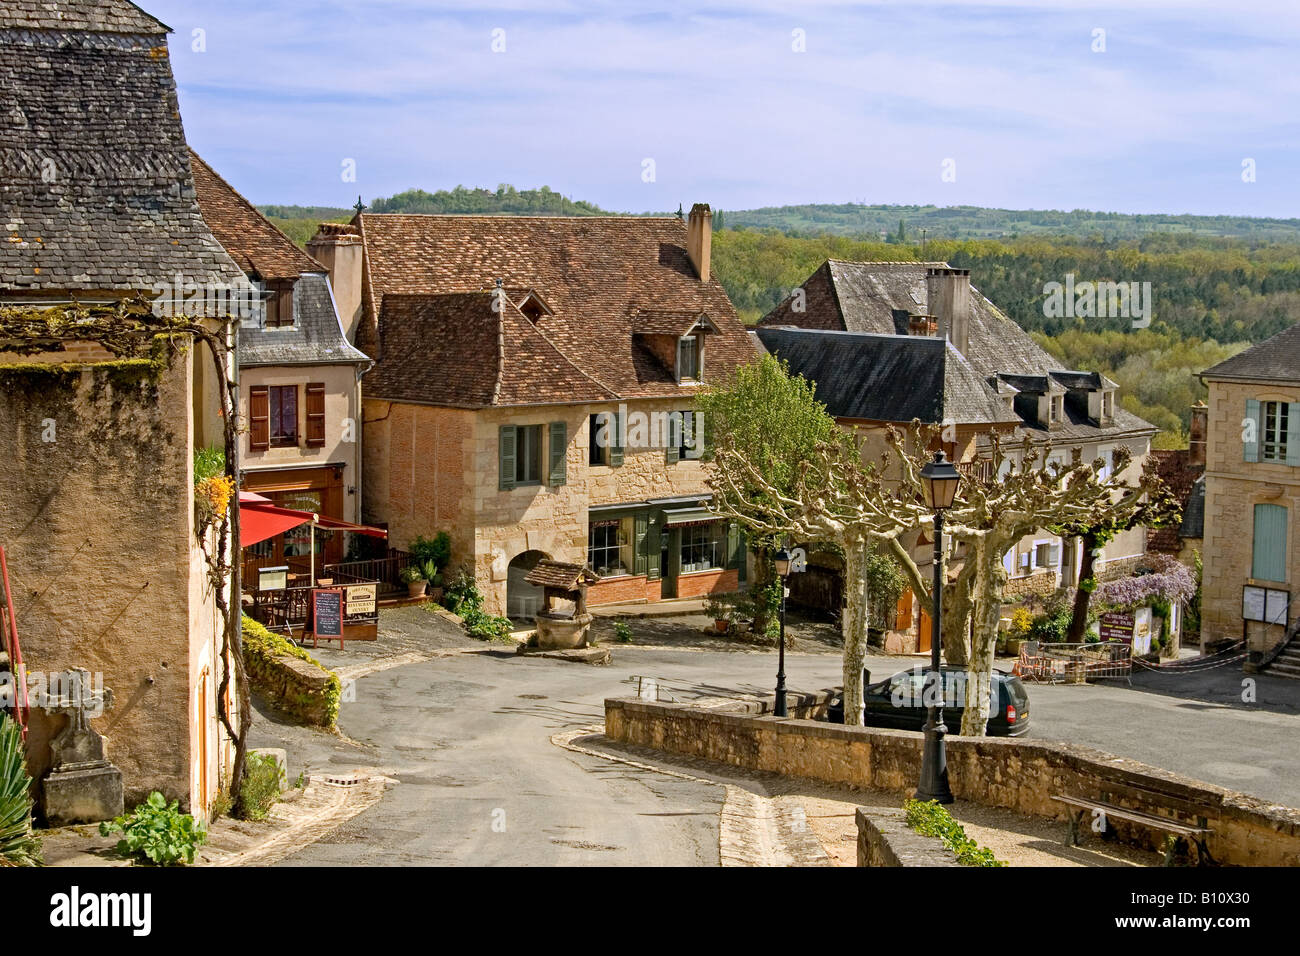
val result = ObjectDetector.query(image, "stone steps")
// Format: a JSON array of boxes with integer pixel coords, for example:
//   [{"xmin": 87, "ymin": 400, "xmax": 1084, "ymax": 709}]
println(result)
[{"xmin": 1265, "ymin": 645, "xmax": 1300, "ymax": 679}]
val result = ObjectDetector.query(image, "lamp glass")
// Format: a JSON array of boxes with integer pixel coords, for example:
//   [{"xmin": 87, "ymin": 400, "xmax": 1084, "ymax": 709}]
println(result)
[
  {"xmin": 774, "ymin": 549, "xmax": 791, "ymax": 577},
  {"xmin": 920, "ymin": 454, "xmax": 961, "ymax": 511}
]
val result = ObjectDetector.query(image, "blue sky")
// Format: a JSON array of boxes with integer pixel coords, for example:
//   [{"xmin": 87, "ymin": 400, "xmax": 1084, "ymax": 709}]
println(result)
[{"xmin": 149, "ymin": 0, "xmax": 1300, "ymax": 217}]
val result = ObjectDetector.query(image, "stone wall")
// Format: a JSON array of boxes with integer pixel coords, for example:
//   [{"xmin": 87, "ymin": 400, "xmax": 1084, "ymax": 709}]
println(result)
[
  {"xmin": 605, "ymin": 697, "xmax": 1300, "ymax": 866},
  {"xmin": 242, "ymin": 618, "xmax": 338, "ymax": 729},
  {"xmin": 857, "ymin": 808, "xmax": 961, "ymax": 867}
]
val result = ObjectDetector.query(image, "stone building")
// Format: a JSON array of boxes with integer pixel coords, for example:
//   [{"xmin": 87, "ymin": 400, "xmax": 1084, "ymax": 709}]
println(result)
[
  {"xmin": 759, "ymin": 261, "xmax": 1158, "ymax": 647},
  {"xmin": 1199, "ymin": 325, "xmax": 1300, "ymax": 674},
  {"xmin": 0, "ymin": 0, "xmax": 242, "ymax": 816},
  {"xmin": 190, "ymin": 152, "xmax": 372, "ymax": 570},
  {"xmin": 310, "ymin": 205, "xmax": 759, "ymax": 618}
]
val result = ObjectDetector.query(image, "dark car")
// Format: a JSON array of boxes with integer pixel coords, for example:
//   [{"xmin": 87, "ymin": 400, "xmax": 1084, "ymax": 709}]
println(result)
[{"xmin": 826, "ymin": 666, "xmax": 1030, "ymax": 737}]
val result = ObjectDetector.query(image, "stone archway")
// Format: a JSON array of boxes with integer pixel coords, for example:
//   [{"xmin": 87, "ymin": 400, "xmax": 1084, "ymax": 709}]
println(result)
[{"xmin": 506, "ymin": 550, "xmax": 548, "ymax": 623}]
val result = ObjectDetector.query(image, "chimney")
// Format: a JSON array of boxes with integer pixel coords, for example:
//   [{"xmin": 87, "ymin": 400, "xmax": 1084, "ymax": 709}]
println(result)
[
  {"xmin": 1189, "ymin": 400, "xmax": 1208, "ymax": 468},
  {"xmin": 926, "ymin": 267, "xmax": 971, "ymax": 357},
  {"xmin": 308, "ymin": 222, "xmax": 364, "ymax": 344},
  {"xmin": 908, "ymin": 313, "xmax": 937, "ymax": 336},
  {"xmin": 686, "ymin": 203, "xmax": 712, "ymax": 282}
]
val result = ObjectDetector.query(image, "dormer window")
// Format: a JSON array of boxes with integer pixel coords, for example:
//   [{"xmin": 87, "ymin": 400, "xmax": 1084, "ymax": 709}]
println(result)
[
  {"xmin": 678, "ymin": 335, "xmax": 700, "ymax": 383},
  {"xmin": 1049, "ymin": 396, "xmax": 1063, "ymax": 425},
  {"xmin": 262, "ymin": 279, "xmax": 295, "ymax": 329},
  {"xmin": 1102, "ymin": 390, "xmax": 1114, "ymax": 421}
]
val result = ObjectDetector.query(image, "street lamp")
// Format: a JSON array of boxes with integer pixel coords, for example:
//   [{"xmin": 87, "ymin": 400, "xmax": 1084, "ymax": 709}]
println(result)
[
  {"xmin": 773, "ymin": 547, "xmax": 791, "ymax": 717},
  {"xmin": 917, "ymin": 450, "xmax": 960, "ymax": 804}
]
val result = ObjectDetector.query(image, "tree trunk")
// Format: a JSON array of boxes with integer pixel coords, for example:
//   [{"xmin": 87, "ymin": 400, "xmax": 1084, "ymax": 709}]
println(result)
[
  {"xmin": 1067, "ymin": 533, "xmax": 1098, "ymax": 643},
  {"xmin": 962, "ymin": 540, "xmax": 1005, "ymax": 736},
  {"xmin": 941, "ymin": 574, "xmax": 973, "ymax": 666},
  {"xmin": 841, "ymin": 537, "xmax": 870, "ymax": 726},
  {"xmin": 750, "ymin": 546, "xmax": 775, "ymax": 638}
]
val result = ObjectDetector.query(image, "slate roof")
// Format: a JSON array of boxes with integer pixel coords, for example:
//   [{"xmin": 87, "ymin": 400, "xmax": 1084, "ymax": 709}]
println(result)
[
  {"xmin": 355, "ymin": 214, "xmax": 757, "ymax": 404},
  {"xmin": 236, "ymin": 274, "xmax": 371, "ymax": 368},
  {"xmin": 1201, "ymin": 322, "xmax": 1300, "ymax": 384},
  {"xmin": 189, "ymin": 151, "xmax": 322, "ymax": 281},
  {"xmin": 524, "ymin": 560, "xmax": 600, "ymax": 590},
  {"xmin": 0, "ymin": 0, "xmax": 167, "ymax": 33},
  {"xmin": 755, "ymin": 327, "xmax": 1020, "ymax": 427},
  {"xmin": 0, "ymin": 9, "xmax": 243, "ymax": 294},
  {"xmin": 1147, "ymin": 449, "xmax": 1205, "ymax": 552},
  {"xmin": 763, "ymin": 258, "xmax": 1158, "ymax": 445},
  {"xmin": 365, "ymin": 292, "xmax": 617, "ymax": 408}
]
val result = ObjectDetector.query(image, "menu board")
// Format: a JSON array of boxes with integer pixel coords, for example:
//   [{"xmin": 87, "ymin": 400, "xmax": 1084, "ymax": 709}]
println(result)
[
  {"xmin": 1244, "ymin": 586, "xmax": 1289, "ymax": 624},
  {"xmin": 311, "ymin": 588, "xmax": 344, "ymax": 639},
  {"xmin": 1099, "ymin": 611, "xmax": 1135, "ymax": 643},
  {"xmin": 346, "ymin": 584, "xmax": 377, "ymax": 616}
]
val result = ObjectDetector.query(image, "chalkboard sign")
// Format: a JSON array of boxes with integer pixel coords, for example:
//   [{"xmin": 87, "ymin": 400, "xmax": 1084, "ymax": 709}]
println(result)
[
  {"xmin": 1099, "ymin": 611, "xmax": 1135, "ymax": 644},
  {"xmin": 311, "ymin": 588, "xmax": 344, "ymax": 640}
]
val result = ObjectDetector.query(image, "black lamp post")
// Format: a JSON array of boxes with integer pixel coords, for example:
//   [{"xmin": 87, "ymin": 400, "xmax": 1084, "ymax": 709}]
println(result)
[
  {"xmin": 773, "ymin": 547, "xmax": 791, "ymax": 717},
  {"xmin": 917, "ymin": 450, "xmax": 960, "ymax": 804}
]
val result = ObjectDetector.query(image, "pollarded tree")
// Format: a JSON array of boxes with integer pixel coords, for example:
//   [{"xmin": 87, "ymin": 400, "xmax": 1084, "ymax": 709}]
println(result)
[{"xmin": 885, "ymin": 425, "xmax": 1180, "ymax": 735}]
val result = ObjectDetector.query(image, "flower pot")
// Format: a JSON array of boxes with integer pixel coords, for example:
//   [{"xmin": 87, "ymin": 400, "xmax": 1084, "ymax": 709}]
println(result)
[
  {"xmin": 407, "ymin": 580, "xmax": 428, "ymax": 599},
  {"xmin": 714, "ymin": 619, "xmax": 729, "ymax": 634},
  {"xmin": 428, "ymin": 586, "xmax": 444, "ymax": 604}
]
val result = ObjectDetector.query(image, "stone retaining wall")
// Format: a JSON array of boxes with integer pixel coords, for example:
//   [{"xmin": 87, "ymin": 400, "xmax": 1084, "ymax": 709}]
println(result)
[
  {"xmin": 604, "ymin": 697, "xmax": 1300, "ymax": 866},
  {"xmin": 856, "ymin": 808, "xmax": 960, "ymax": 867}
]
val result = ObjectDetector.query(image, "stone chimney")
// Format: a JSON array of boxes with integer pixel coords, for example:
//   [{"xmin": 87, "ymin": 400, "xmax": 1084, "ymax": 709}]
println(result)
[
  {"xmin": 1189, "ymin": 400, "xmax": 1208, "ymax": 468},
  {"xmin": 686, "ymin": 203, "xmax": 712, "ymax": 282},
  {"xmin": 908, "ymin": 313, "xmax": 937, "ymax": 336},
  {"xmin": 308, "ymin": 222, "xmax": 364, "ymax": 344},
  {"xmin": 926, "ymin": 267, "xmax": 971, "ymax": 357}
]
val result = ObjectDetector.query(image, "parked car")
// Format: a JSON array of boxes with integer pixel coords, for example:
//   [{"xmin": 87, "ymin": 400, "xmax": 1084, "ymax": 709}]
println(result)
[{"xmin": 826, "ymin": 666, "xmax": 1030, "ymax": 737}]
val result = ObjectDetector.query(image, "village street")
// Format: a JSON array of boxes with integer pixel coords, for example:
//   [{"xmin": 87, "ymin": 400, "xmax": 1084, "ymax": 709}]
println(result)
[{"xmin": 248, "ymin": 610, "xmax": 1300, "ymax": 867}]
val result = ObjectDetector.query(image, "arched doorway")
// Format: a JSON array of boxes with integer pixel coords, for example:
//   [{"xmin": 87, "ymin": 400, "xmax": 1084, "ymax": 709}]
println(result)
[{"xmin": 506, "ymin": 550, "xmax": 548, "ymax": 623}]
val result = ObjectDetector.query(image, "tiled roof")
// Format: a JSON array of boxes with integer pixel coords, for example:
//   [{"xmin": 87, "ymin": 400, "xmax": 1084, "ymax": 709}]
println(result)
[
  {"xmin": 524, "ymin": 560, "xmax": 600, "ymax": 590},
  {"xmin": 0, "ymin": 17, "xmax": 242, "ymax": 293},
  {"xmin": 355, "ymin": 214, "xmax": 758, "ymax": 403},
  {"xmin": 1201, "ymin": 322, "xmax": 1300, "ymax": 384},
  {"xmin": 237, "ymin": 274, "xmax": 371, "ymax": 368},
  {"xmin": 763, "ymin": 258, "xmax": 1158, "ymax": 445},
  {"xmin": 1147, "ymin": 449, "xmax": 1205, "ymax": 552},
  {"xmin": 366, "ymin": 292, "xmax": 617, "ymax": 408},
  {"xmin": 189, "ymin": 150, "xmax": 323, "ymax": 281},
  {"xmin": 0, "ymin": 0, "xmax": 167, "ymax": 34},
  {"xmin": 630, "ymin": 308, "xmax": 713, "ymax": 337},
  {"xmin": 755, "ymin": 327, "xmax": 1021, "ymax": 427}
]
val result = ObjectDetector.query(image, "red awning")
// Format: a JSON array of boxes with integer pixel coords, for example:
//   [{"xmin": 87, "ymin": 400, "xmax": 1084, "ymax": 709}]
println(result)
[
  {"xmin": 240, "ymin": 501, "xmax": 314, "ymax": 548},
  {"xmin": 313, "ymin": 514, "xmax": 388, "ymax": 539}
]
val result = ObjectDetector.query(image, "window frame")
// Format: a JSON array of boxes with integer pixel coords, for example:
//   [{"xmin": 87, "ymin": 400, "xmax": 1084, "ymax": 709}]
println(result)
[
  {"xmin": 679, "ymin": 522, "xmax": 727, "ymax": 574},
  {"xmin": 1262, "ymin": 401, "xmax": 1290, "ymax": 463},
  {"xmin": 269, "ymin": 384, "xmax": 299, "ymax": 448},
  {"xmin": 515, "ymin": 424, "xmax": 543, "ymax": 486}
]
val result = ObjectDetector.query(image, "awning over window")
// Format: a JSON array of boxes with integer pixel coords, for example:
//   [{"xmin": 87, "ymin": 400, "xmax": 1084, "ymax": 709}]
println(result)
[
  {"xmin": 238, "ymin": 493, "xmax": 388, "ymax": 547},
  {"xmin": 662, "ymin": 507, "xmax": 717, "ymax": 526}
]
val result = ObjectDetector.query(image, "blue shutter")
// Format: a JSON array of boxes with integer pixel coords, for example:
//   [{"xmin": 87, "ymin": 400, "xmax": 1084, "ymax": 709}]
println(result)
[
  {"xmin": 548, "ymin": 421, "xmax": 567, "ymax": 486},
  {"xmin": 1244, "ymin": 398, "xmax": 1261, "ymax": 463},
  {"xmin": 499, "ymin": 425, "xmax": 517, "ymax": 490},
  {"xmin": 1287, "ymin": 403, "xmax": 1300, "ymax": 466},
  {"xmin": 1252, "ymin": 504, "xmax": 1288, "ymax": 582}
]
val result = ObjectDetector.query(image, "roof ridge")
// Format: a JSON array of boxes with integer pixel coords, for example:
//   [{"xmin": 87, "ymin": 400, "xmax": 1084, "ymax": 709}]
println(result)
[{"xmin": 358, "ymin": 213, "xmax": 681, "ymax": 222}]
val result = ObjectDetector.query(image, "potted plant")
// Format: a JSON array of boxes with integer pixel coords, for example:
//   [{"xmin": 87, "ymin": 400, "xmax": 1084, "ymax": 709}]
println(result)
[
  {"xmin": 400, "ymin": 565, "xmax": 427, "ymax": 598},
  {"xmin": 703, "ymin": 595, "xmax": 732, "ymax": 634},
  {"xmin": 424, "ymin": 562, "xmax": 444, "ymax": 603}
]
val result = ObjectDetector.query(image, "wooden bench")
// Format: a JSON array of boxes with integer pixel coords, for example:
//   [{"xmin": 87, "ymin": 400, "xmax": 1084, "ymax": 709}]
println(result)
[{"xmin": 1052, "ymin": 792, "xmax": 1216, "ymax": 866}]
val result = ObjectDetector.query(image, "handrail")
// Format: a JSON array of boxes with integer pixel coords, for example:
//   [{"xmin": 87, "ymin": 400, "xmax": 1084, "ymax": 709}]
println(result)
[{"xmin": 1259, "ymin": 597, "xmax": 1300, "ymax": 671}]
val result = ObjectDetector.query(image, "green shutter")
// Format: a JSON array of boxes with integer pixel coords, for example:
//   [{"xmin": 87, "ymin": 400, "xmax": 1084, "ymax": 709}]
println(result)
[
  {"xmin": 1245, "ymin": 398, "xmax": 1261, "ymax": 463},
  {"xmin": 1252, "ymin": 503, "xmax": 1288, "ymax": 582},
  {"xmin": 548, "ymin": 421, "xmax": 567, "ymax": 486},
  {"xmin": 676, "ymin": 338, "xmax": 685, "ymax": 383},
  {"xmin": 633, "ymin": 512, "xmax": 648, "ymax": 576},
  {"xmin": 609, "ymin": 409, "xmax": 624, "ymax": 467},
  {"xmin": 645, "ymin": 513, "xmax": 662, "ymax": 580},
  {"xmin": 499, "ymin": 425, "xmax": 517, "ymax": 490},
  {"xmin": 726, "ymin": 522, "xmax": 741, "ymax": 570},
  {"xmin": 665, "ymin": 412, "xmax": 681, "ymax": 464},
  {"xmin": 1288, "ymin": 403, "xmax": 1300, "ymax": 466}
]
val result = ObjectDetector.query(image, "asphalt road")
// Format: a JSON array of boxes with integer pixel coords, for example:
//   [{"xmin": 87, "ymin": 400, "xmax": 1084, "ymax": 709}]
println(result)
[{"xmin": 256, "ymin": 645, "xmax": 1300, "ymax": 866}]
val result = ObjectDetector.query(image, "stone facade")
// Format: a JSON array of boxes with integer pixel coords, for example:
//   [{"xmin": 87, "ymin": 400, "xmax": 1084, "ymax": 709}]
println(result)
[
  {"xmin": 1200, "ymin": 378, "xmax": 1300, "ymax": 656},
  {"xmin": 606, "ymin": 697, "xmax": 1300, "ymax": 866}
]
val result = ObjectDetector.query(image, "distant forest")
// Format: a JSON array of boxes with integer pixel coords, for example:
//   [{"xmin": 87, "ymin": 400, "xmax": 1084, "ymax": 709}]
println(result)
[{"xmin": 261, "ymin": 189, "xmax": 1300, "ymax": 449}]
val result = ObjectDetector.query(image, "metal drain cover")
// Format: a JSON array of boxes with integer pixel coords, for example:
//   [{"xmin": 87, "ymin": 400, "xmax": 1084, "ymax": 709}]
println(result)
[{"xmin": 322, "ymin": 772, "xmax": 364, "ymax": 787}]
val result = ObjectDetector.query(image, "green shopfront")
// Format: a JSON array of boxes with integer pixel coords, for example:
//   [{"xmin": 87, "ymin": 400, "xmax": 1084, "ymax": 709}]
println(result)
[{"xmin": 584, "ymin": 495, "xmax": 746, "ymax": 606}]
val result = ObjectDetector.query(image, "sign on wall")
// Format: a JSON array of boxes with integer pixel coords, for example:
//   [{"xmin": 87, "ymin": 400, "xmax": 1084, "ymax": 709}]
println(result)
[
  {"xmin": 345, "ymin": 583, "xmax": 377, "ymax": 616},
  {"xmin": 1243, "ymin": 586, "xmax": 1290, "ymax": 625}
]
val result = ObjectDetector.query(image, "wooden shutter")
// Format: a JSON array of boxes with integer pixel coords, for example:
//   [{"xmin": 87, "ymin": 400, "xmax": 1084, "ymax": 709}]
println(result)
[
  {"xmin": 249, "ymin": 385, "xmax": 269, "ymax": 451},
  {"xmin": 664, "ymin": 415, "xmax": 680, "ymax": 465},
  {"xmin": 1244, "ymin": 398, "xmax": 1261, "ymax": 462},
  {"xmin": 1288, "ymin": 403, "xmax": 1300, "ymax": 466},
  {"xmin": 305, "ymin": 383, "xmax": 326, "ymax": 447},
  {"xmin": 548, "ymin": 421, "xmax": 567, "ymax": 486},
  {"xmin": 634, "ymin": 512, "xmax": 648, "ymax": 576},
  {"xmin": 1252, "ymin": 504, "xmax": 1288, "ymax": 582},
  {"xmin": 499, "ymin": 425, "xmax": 517, "ymax": 491},
  {"xmin": 609, "ymin": 409, "xmax": 624, "ymax": 468}
]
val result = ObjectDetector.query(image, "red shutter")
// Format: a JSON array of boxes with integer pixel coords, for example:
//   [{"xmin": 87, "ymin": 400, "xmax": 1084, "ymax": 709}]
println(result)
[
  {"xmin": 306, "ymin": 383, "xmax": 326, "ymax": 447},
  {"xmin": 249, "ymin": 386, "xmax": 270, "ymax": 451}
]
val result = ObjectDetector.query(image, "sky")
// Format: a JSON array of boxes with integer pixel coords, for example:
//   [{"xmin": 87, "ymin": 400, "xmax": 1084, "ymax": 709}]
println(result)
[{"xmin": 148, "ymin": 0, "xmax": 1300, "ymax": 218}]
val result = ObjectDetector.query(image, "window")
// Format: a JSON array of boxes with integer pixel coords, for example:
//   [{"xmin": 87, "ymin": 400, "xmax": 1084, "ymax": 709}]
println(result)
[
  {"xmin": 269, "ymin": 385, "xmax": 298, "ymax": 447},
  {"xmin": 263, "ymin": 280, "xmax": 295, "ymax": 329},
  {"xmin": 665, "ymin": 411, "xmax": 700, "ymax": 464},
  {"xmin": 1263, "ymin": 401, "xmax": 1290, "ymax": 463},
  {"xmin": 1049, "ymin": 396, "xmax": 1062, "ymax": 424},
  {"xmin": 1034, "ymin": 540, "xmax": 1060, "ymax": 570},
  {"xmin": 1252, "ymin": 504, "xmax": 1288, "ymax": 582},
  {"xmin": 588, "ymin": 520, "xmax": 630, "ymax": 576},
  {"xmin": 1102, "ymin": 391, "xmax": 1114, "ymax": 420},
  {"xmin": 680, "ymin": 522, "xmax": 727, "ymax": 573},
  {"xmin": 677, "ymin": 336, "xmax": 699, "ymax": 382},
  {"xmin": 516, "ymin": 425, "xmax": 542, "ymax": 485}
]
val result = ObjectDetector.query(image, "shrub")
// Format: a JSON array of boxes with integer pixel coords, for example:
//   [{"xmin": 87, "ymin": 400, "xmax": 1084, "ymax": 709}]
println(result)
[
  {"xmin": 0, "ymin": 714, "xmax": 41, "ymax": 866},
  {"xmin": 99, "ymin": 792, "xmax": 207, "ymax": 866},
  {"xmin": 1008, "ymin": 607, "xmax": 1034, "ymax": 638},
  {"xmin": 409, "ymin": 533, "xmax": 452, "ymax": 575},
  {"xmin": 904, "ymin": 799, "xmax": 1006, "ymax": 867},
  {"xmin": 1029, "ymin": 607, "xmax": 1073, "ymax": 643},
  {"xmin": 463, "ymin": 607, "xmax": 513, "ymax": 642},
  {"xmin": 239, "ymin": 753, "xmax": 286, "ymax": 822},
  {"xmin": 443, "ymin": 568, "xmax": 484, "ymax": 615},
  {"xmin": 242, "ymin": 615, "xmax": 341, "ymax": 728},
  {"xmin": 193, "ymin": 445, "xmax": 225, "ymax": 485},
  {"xmin": 613, "ymin": 621, "xmax": 633, "ymax": 643}
]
